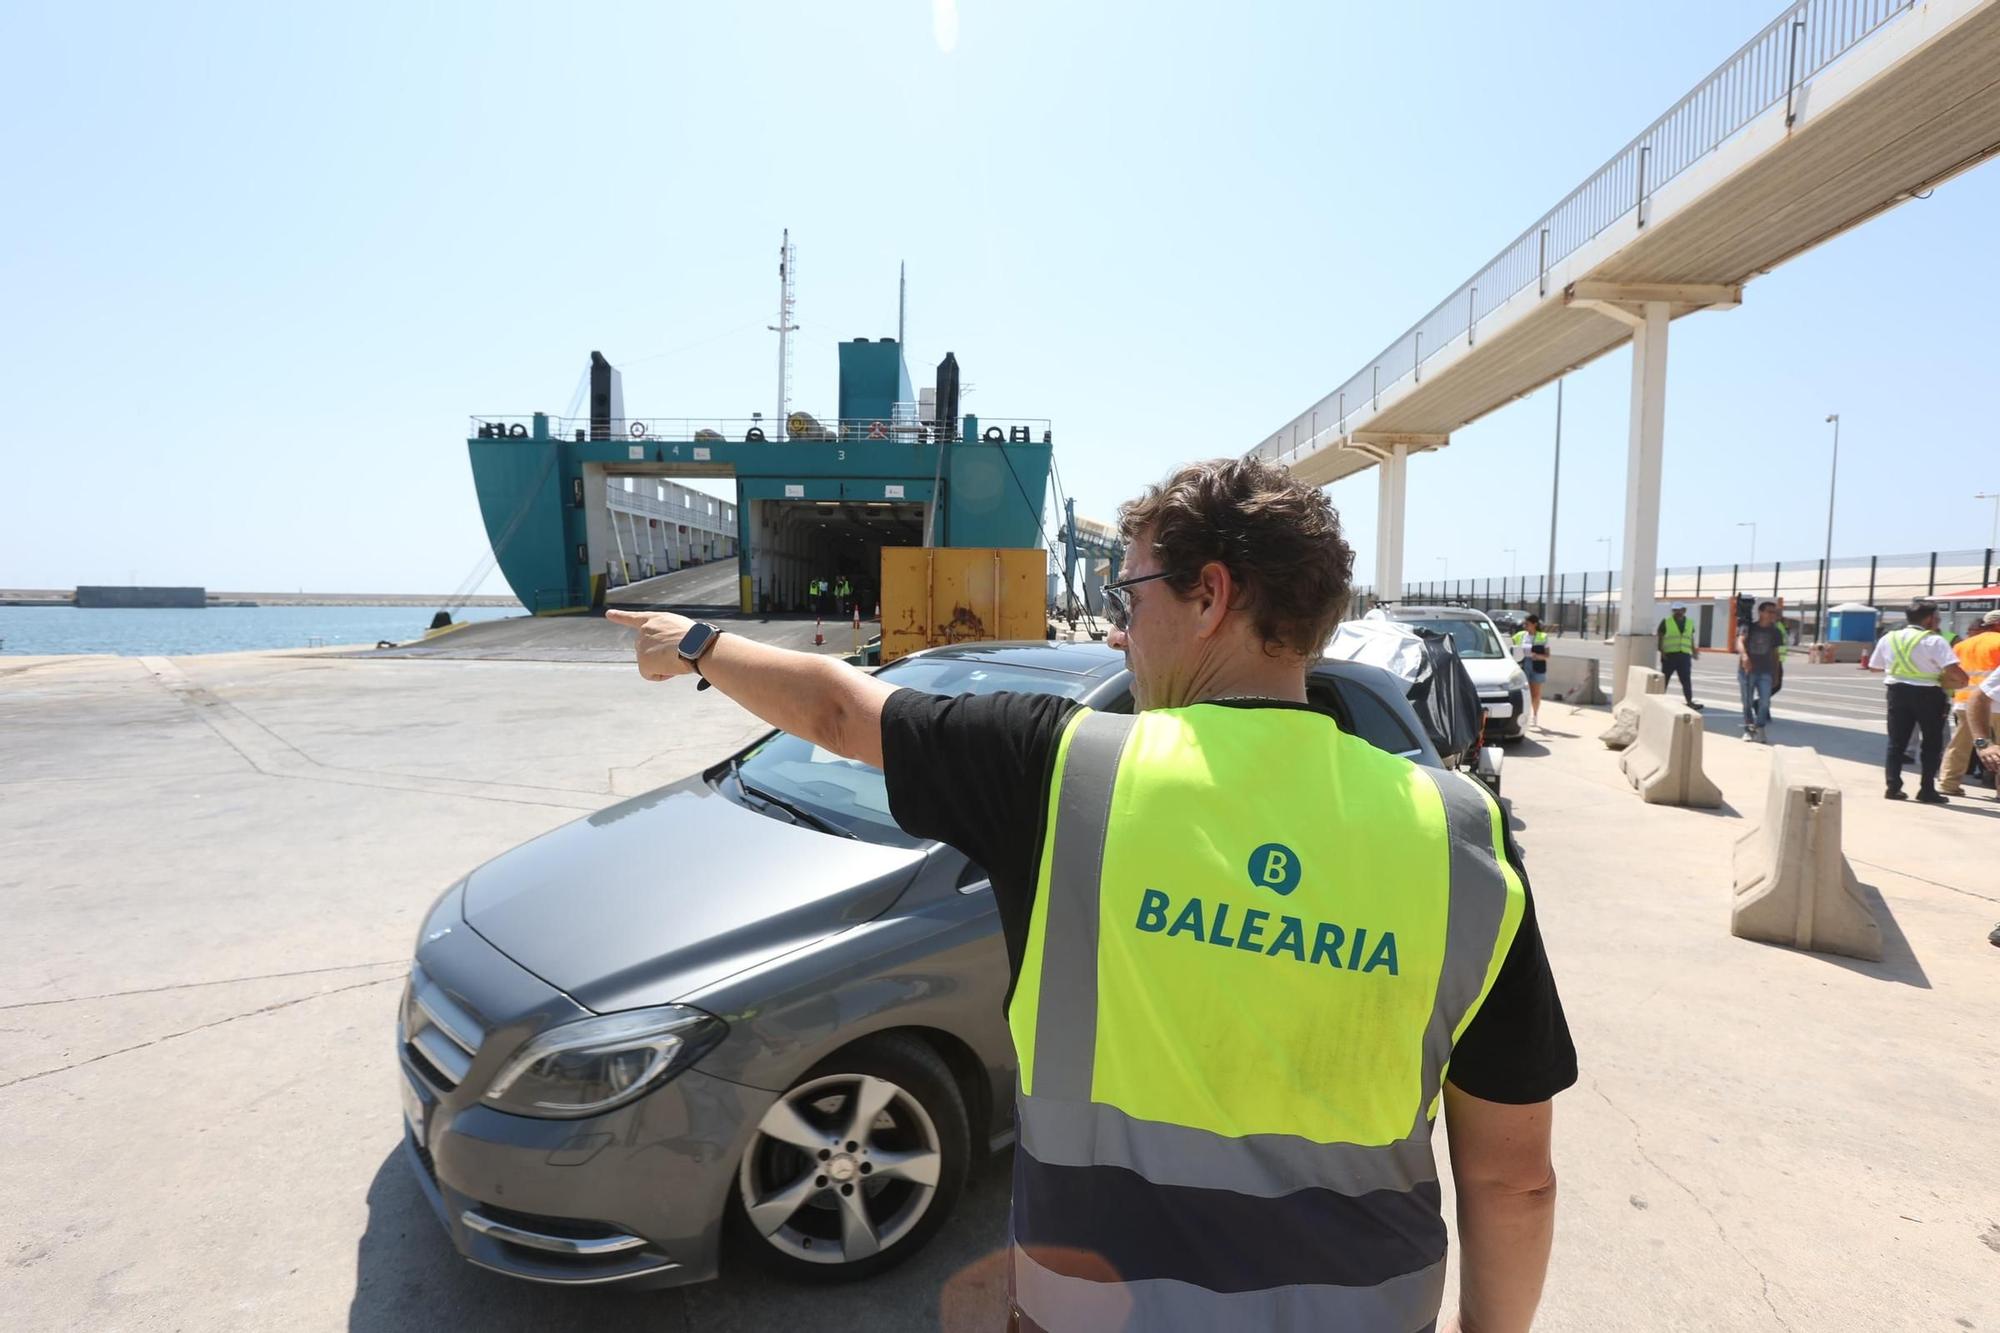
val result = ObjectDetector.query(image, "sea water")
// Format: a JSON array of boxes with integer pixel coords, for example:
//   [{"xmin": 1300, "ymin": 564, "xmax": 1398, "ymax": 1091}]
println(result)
[{"xmin": 0, "ymin": 604, "xmax": 521, "ymax": 657}]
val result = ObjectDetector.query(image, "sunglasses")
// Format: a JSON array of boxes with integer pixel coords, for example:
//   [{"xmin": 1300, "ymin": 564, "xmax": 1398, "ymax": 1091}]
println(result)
[{"xmin": 1101, "ymin": 570, "xmax": 1174, "ymax": 630}]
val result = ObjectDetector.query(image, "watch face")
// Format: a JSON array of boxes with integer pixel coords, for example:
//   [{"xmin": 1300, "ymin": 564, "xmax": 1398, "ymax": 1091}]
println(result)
[{"xmin": 678, "ymin": 622, "xmax": 719, "ymax": 660}]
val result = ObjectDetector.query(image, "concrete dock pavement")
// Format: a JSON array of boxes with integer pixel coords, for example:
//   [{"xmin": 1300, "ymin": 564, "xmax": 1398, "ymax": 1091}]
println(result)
[
  {"xmin": 1, "ymin": 643, "xmax": 1995, "ymax": 1330},
  {"xmin": 1494, "ymin": 689, "xmax": 1998, "ymax": 1331}
]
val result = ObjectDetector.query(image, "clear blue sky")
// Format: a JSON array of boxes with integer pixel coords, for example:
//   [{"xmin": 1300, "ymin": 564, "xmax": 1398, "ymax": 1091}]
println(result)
[{"xmin": 3, "ymin": 0, "xmax": 1996, "ymax": 595}]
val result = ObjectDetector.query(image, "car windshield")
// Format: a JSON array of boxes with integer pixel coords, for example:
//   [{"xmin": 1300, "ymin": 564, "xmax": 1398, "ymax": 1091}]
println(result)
[
  {"xmin": 1403, "ymin": 617, "xmax": 1504, "ymax": 659},
  {"xmin": 728, "ymin": 657, "xmax": 1097, "ymax": 845}
]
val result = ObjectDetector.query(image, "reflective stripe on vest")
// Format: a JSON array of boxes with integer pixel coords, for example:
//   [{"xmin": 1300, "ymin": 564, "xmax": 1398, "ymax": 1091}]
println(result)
[
  {"xmin": 1660, "ymin": 616, "xmax": 1696, "ymax": 655},
  {"xmin": 1953, "ymin": 631, "xmax": 2000, "ymax": 703},
  {"xmin": 1887, "ymin": 626, "xmax": 1941, "ymax": 683},
  {"xmin": 1007, "ymin": 707, "xmax": 1524, "ymax": 1333}
]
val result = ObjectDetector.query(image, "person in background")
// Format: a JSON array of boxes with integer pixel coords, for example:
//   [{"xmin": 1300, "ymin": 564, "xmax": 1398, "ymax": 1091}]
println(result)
[
  {"xmin": 1863, "ymin": 600, "xmax": 1968, "ymax": 803},
  {"xmin": 1962, "ymin": 668, "xmax": 2000, "ymax": 947},
  {"xmin": 1512, "ymin": 614, "xmax": 1550, "ymax": 729},
  {"xmin": 1939, "ymin": 608, "xmax": 2000, "ymax": 797},
  {"xmin": 1737, "ymin": 601, "xmax": 1784, "ymax": 743},
  {"xmin": 1657, "ymin": 601, "xmax": 1700, "ymax": 709}
]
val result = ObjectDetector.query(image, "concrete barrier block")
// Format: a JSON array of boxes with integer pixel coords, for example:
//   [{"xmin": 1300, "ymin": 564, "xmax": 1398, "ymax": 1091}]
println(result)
[
  {"xmin": 1619, "ymin": 694, "xmax": 1723, "ymax": 806},
  {"xmin": 1600, "ymin": 666, "xmax": 1666, "ymax": 749},
  {"xmin": 1544, "ymin": 654, "xmax": 1603, "ymax": 705},
  {"xmin": 1731, "ymin": 746, "xmax": 1882, "ymax": 961}
]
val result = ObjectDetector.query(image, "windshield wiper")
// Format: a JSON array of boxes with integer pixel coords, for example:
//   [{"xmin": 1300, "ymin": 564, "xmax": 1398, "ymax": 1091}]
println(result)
[{"xmin": 734, "ymin": 770, "xmax": 858, "ymax": 839}]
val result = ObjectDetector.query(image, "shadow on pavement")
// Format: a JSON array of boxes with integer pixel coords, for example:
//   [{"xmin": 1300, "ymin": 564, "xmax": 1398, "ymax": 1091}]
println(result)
[
  {"xmin": 1741, "ymin": 879, "xmax": 1933, "ymax": 990},
  {"xmin": 348, "ymin": 1142, "xmax": 1015, "ymax": 1333},
  {"xmin": 1696, "ymin": 709, "xmax": 1888, "ymax": 769}
]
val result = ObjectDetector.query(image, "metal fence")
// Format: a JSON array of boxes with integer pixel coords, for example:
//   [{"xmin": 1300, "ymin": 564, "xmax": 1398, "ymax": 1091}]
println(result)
[
  {"xmin": 1367, "ymin": 547, "xmax": 1998, "ymax": 638},
  {"xmin": 1254, "ymin": 0, "xmax": 1915, "ymax": 464}
]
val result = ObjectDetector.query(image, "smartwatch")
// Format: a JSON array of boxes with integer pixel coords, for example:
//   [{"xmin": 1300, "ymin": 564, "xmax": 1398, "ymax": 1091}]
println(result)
[{"xmin": 676, "ymin": 622, "xmax": 724, "ymax": 691}]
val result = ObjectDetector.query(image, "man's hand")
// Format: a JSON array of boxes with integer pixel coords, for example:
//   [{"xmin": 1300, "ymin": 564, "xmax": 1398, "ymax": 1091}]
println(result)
[
  {"xmin": 606, "ymin": 609, "xmax": 698, "ymax": 682},
  {"xmin": 604, "ymin": 608, "xmax": 897, "ymax": 768},
  {"xmin": 1978, "ymin": 742, "xmax": 2000, "ymax": 774},
  {"xmin": 1738, "ymin": 654, "xmax": 1751, "ymax": 673}
]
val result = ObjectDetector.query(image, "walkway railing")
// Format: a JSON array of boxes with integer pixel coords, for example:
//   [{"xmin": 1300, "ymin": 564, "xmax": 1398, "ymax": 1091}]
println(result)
[{"xmin": 1256, "ymin": 0, "xmax": 1916, "ymax": 464}]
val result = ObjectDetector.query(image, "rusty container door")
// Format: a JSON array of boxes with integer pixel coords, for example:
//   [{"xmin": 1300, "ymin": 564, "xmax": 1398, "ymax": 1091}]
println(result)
[{"xmin": 879, "ymin": 548, "xmax": 1047, "ymax": 662}]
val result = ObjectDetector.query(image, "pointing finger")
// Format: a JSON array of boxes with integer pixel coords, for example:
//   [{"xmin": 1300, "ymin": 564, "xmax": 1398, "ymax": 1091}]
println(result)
[{"xmin": 605, "ymin": 609, "xmax": 649, "ymax": 627}]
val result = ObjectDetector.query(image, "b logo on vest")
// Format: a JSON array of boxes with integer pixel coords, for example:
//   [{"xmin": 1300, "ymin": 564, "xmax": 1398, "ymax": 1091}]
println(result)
[{"xmin": 1247, "ymin": 843, "xmax": 1301, "ymax": 896}]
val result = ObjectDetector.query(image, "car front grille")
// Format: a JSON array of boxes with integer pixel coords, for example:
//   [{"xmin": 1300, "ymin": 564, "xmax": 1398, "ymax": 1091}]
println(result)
[{"xmin": 403, "ymin": 964, "xmax": 486, "ymax": 1091}]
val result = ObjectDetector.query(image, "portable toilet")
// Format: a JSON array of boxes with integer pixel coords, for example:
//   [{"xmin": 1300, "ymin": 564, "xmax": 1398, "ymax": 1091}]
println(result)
[{"xmin": 1826, "ymin": 602, "xmax": 1878, "ymax": 643}]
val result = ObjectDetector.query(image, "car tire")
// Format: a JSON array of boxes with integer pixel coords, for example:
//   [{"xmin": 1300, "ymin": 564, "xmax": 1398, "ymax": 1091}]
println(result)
[{"xmin": 726, "ymin": 1033, "xmax": 970, "ymax": 1284}]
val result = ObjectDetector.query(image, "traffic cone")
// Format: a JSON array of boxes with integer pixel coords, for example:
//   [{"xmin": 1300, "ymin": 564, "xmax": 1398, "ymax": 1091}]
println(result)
[{"xmin": 813, "ymin": 616, "xmax": 824, "ymax": 647}]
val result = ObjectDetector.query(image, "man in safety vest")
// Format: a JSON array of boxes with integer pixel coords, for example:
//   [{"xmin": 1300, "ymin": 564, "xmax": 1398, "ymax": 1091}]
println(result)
[
  {"xmin": 1656, "ymin": 601, "xmax": 1700, "ymax": 708},
  {"xmin": 609, "ymin": 457, "xmax": 1576, "ymax": 1332},
  {"xmin": 1864, "ymin": 600, "xmax": 1969, "ymax": 803},
  {"xmin": 1939, "ymin": 609, "xmax": 2000, "ymax": 797}
]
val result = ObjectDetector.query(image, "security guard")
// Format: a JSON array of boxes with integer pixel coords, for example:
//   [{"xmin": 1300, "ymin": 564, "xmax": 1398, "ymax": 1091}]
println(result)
[
  {"xmin": 1865, "ymin": 600, "xmax": 1969, "ymax": 803},
  {"xmin": 1940, "ymin": 609, "xmax": 2000, "ymax": 796},
  {"xmin": 610, "ymin": 457, "xmax": 1576, "ymax": 1332},
  {"xmin": 1656, "ymin": 601, "xmax": 1700, "ymax": 708}
]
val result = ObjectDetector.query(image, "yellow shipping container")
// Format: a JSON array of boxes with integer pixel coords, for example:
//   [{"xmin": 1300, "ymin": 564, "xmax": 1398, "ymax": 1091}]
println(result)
[{"xmin": 879, "ymin": 548, "xmax": 1047, "ymax": 662}]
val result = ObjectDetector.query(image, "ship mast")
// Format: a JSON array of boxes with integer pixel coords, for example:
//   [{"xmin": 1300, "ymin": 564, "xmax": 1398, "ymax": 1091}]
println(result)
[{"xmin": 769, "ymin": 229, "xmax": 797, "ymax": 440}]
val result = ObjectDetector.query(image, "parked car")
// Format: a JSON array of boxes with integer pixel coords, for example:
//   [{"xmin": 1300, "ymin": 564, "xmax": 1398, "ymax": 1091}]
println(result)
[
  {"xmin": 1488, "ymin": 609, "xmax": 1526, "ymax": 636},
  {"xmin": 1363, "ymin": 602, "xmax": 1531, "ymax": 742},
  {"xmin": 395, "ymin": 642, "xmax": 1440, "ymax": 1289}
]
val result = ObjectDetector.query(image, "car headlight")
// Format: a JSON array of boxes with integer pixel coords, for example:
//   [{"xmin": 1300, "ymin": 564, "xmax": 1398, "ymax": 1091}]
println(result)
[
  {"xmin": 484, "ymin": 1006, "xmax": 726, "ymax": 1119},
  {"xmin": 1507, "ymin": 670, "xmax": 1527, "ymax": 690}
]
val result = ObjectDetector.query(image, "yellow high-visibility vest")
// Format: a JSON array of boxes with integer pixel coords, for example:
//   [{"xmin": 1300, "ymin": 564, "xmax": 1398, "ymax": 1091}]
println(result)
[
  {"xmin": 1009, "ymin": 705, "xmax": 1523, "ymax": 1332},
  {"xmin": 1659, "ymin": 615, "xmax": 1696, "ymax": 655},
  {"xmin": 1887, "ymin": 626, "xmax": 1942, "ymax": 683}
]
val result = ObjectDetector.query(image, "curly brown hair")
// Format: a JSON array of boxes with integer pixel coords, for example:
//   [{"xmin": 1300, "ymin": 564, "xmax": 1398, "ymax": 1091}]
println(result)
[{"xmin": 1117, "ymin": 457, "xmax": 1353, "ymax": 657}]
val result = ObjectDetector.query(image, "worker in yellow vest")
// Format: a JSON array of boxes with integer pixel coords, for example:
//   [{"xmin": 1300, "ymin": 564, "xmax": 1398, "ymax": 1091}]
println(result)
[
  {"xmin": 1656, "ymin": 602, "xmax": 1701, "ymax": 708},
  {"xmin": 1939, "ymin": 609, "xmax": 2000, "ymax": 796},
  {"xmin": 1864, "ymin": 600, "xmax": 1970, "ymax": 802},
  {"xmin": 608, "ymin": 457, "xmax": 1576, "ymax": 1332}
]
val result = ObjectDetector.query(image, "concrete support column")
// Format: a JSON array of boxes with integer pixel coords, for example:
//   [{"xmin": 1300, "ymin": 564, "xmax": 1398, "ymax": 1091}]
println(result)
[
  {"xmin": 1612, "ymin": 300, "xmax": 1670, "ymax": 700},
  {"xmin": 1375, "ymin": 443, "xmax": 1409, "ymax": 603}
]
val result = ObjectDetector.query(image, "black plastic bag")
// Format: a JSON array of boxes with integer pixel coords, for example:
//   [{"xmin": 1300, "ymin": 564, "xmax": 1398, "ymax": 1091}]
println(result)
[{"xmin": 1406, "ymin": 630, "xmax": 1484, "ymax": 766}]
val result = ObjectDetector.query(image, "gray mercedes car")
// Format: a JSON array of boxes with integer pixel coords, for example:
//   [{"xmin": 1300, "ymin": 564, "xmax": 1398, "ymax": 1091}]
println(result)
[{"xmin": 396, "ymin": 641, "xmax": 1440, "ymax": 1288}]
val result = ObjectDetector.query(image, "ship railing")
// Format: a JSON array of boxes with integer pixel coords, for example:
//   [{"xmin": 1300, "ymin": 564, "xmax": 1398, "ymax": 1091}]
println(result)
[{"xmin": 469, "ymin": 414, "xmax": 1052, "ymax": 445}]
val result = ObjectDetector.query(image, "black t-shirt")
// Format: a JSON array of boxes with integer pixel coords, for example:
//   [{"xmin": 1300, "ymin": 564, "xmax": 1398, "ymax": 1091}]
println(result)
[
  {"xmin": 880, "ymin": 689, "xmax": 1578, "ymax": 1105},
  {"xmin": 1742, "ymin": 623, "xmax": 1785, "ymax": 672}
]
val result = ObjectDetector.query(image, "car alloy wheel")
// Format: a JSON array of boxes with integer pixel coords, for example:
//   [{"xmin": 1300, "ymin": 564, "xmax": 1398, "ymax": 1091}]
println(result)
[{"xmin": 737, "ymin": 1069, "xmax": 945, "ymax": 1266}]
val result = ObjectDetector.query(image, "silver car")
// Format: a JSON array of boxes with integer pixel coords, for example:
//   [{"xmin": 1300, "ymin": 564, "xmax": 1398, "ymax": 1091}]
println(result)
[{"xmin": 396, "ymin": 641, "xmax": 1440, "ymax": 1288}]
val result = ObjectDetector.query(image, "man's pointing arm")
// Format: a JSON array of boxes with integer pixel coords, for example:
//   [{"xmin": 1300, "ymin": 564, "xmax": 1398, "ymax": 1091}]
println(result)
[{"xmin": 605, "ymin": 609, "xmax": 896, "ymax": 769}]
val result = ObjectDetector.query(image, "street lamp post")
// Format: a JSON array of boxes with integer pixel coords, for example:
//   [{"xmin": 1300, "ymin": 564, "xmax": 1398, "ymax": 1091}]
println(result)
[
  {"xmin": 1737, "ymin": 521, "xmax": 1758, "ymax": 569},
  {"xmin": 1819, "ymin": 414, "xmax": 1839, "ymax": 641},
  {"xmin": 1977, "ymin": 491, "xmax": 2000, "ymax": 551}
]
